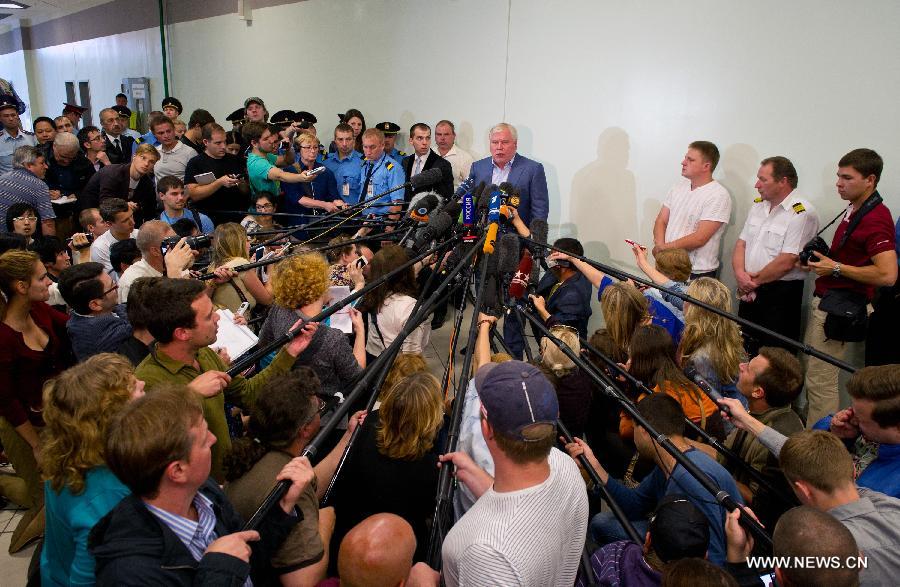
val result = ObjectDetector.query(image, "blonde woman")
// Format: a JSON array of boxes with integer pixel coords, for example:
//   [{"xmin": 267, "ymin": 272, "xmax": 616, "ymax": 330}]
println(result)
[
  {"xmin": 331, "ymin": 371, "xmax": 444, "ymax": 563},
  {"xmin": 258, "ymin": 252, "xmax": 365, "ymax": 397},
  {"xmin": 208, "ymin": 222, "xmax": 273, "ymax": 313},
  {"xmin": 539, "ymin": 325, "xmax": 594, "ymax": 438},
  {"xmin": 600, "ymin": 281, "xmax": 652, "ymax": 358},
  {"xmin": 679, "ymin": 277, "xmax": 747, "ymax": 409},
  {"xmin": 41, "ymin": 353, "xmax": 144, "ymax": 584}
]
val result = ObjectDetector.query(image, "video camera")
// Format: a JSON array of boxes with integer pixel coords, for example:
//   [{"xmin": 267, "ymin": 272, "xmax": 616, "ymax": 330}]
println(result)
[{"xmin": 160, "ymin": 234, "xmax": 213, "ymax": 256}]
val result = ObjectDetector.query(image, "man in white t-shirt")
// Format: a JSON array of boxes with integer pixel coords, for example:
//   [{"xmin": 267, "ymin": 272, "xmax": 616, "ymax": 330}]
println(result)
[
  {"xmin": 90, "ymin": 198, "xmax": 138, "ymax": 281},
  {"xmin": 409, "ymin": 360, "xmax": 589, "ymax": 586},
  {"xmin": 653, "ymin": 141, "xmax": 732, "ymax": 277},
  {"xmin": 152, "ymin": 115, "xmax": 197, "ymax": 182}
]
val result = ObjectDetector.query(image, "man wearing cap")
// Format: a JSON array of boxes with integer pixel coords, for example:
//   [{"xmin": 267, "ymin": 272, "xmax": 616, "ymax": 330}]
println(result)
[
  {"xmin": 418, "ymin": 360, "xmax": 588, "ymax": 586},
  {"xmin": 244, "ymin": 97, "xmax": 268, "ymax": 124},
  {"xmin": 580, "ymin": 495, "xmax": 711, "ymax": 585},
  {"xmin": 455, "ymin": 123, "xmax": 549, "ymax": 228},
  {"xmin": 242, "ymin": 121, "xmax": 312, "ymax": 196},
  {"xmin": 62, "ymin": 103, "xmax": 86, "ymax": 130},
  {"xmin": 0, "ymin": 95, "xmax": 36, "ymax": 175},
  {"xmin": 377, "ymin": 122, "xmax": 406, "ymax": 162},
  {"xmin": 359, "ymin": 128, "xmax": 406, "ymax": 217},
  {"xmin": 434, "ymin": 120, "xmax": 474, "ymax": 191},
  {"xmin": 324, "ymin": 122, "xmax": 363, "ymax": 205},
  {"xmin": 99, "ymin": 107, "xmax": 136, "ymax": 164},
  {"xmin": 161, "ymin": 97, "xmax": 183, "ymax": 120},
  {"xmin": 112, "ymin": 105, "xmax": 142, "ymax": 142},
  {"xmin": 567, "ymin": 393, "xmax": 743, "ymax": 567},
  {"xmin": 180, "ymin": 109, "xmax": 215, "ymax": 155},
  {"xmin": 402, "ymin": 123, "xmax": 453, "ymax": 202},
  {"xmin": 150, "ymin": 115, "xmax": 197, "ymax": 182}
]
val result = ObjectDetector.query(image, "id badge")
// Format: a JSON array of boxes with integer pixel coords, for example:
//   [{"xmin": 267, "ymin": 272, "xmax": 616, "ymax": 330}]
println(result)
[
  {"xmin": 367, "ymin": 183, "xmax": 374, "ymax": 197},
  {"xmin": 343, "ymin": 182, "xmax": 350, "ymax": 197}
]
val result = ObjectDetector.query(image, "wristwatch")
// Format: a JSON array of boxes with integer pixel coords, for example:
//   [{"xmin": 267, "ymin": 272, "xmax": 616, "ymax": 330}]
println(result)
[{"xmin": 832, "ymin": 263, "xmax": 842, "ymax": 278}]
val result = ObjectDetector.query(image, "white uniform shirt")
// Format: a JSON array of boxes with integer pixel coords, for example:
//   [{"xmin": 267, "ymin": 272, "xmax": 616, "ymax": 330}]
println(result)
[
  {"xmin": 439, "ymin": 143, "xmax": 474, "ymax": 190},
  {"xmin": 738, "ymin": 191, "xmax": 819, "ymax": 280},
  {"xmin": 154, "ymin": 141, "xmax": 197, "ymax": 182},
  {"xmin": 663, "ymin": 178, "xmax": 732, "ymax": 272}
]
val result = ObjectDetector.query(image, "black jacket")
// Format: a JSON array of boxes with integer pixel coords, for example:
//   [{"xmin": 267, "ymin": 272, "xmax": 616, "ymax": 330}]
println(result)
[
  {"xmin": 104, "ymin": 133, "xmax": 135, "ymax": 164},
  {"xmin": 89, "ymin": 479, "xmax": 298, "ymax": 586},
  {"xmin": 44, "ymin": 149, "xmax": 96, "ymax": 198},
  {"xmin": 80, "ymin": 163, "xmax": 157, "ymax": 225},
  {"xmin": 402, "ymin": 150, "xmax": 453, "ymax": 202},
  {"xmin": 535, "ymin": 270, "xmax": 594, "ymax": 339}
]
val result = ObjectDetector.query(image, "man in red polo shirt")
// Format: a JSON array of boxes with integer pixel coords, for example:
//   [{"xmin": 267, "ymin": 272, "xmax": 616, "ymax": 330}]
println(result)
[{"xmin": 803, "ymin": 148, "xmax": 897, "ymax": 428}]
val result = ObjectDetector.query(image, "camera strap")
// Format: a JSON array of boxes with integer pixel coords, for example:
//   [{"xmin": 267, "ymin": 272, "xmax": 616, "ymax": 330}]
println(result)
[{"xmin": 830, "ymin": 192, "xmax": 883, "ymax": 255}]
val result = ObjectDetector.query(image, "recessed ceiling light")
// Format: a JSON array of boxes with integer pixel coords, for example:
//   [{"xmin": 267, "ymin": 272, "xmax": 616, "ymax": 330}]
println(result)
[{"xmin": 0, "ymin": 2, "xmax": 29, "ymax": 9}]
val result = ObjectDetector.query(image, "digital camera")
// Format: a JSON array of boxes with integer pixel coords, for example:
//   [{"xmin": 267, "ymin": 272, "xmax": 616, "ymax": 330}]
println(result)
[
  {"xmin": 798, "ymin": 236, "xmax": 830, "ymax": 265},
  {"xmin": 160, "ymin": 234, "xmax": 213, "ymax": 255}
]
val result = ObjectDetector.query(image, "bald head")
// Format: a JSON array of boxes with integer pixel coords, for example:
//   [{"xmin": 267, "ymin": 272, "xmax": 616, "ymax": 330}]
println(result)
[
  {"xmin": 774, "ymin": 506, "xmax": 860, "ymax": 587},
  {"xmin": 338, "ymin": 513, "xmax": 416, "ymax": 587}
]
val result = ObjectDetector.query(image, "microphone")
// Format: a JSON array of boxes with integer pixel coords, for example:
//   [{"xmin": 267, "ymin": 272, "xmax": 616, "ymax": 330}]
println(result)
[
  {"xmin": 481, "ymin": 245, "xmax": 502, "ymax": 316},
  {"xmin": 528, "ymin": 218, "xmax": 548, "ymax": 286},
  {"xmin": 408, "ymin": 192, "xmax": 439, "ymax": 223},
  {"xmin": 483, "ymin": 223, "xmax": 499, "ymax": 254},
  {"xmin": 684, "ymin": 365, "xmax": 731, "ymax": 416},
  {"xmin": 409, "ymin": 209, "xmax": 455, "ymax": 253},
  {"xmin": 508, "ymin": 249, "xmax": 533, "ymax": 301},
  {"xmin": 409, "ymin": 167, "xmax": 442, "ymax": 191},
  {"xmin": 496, "ymin": 233, "xmax": 521, "ymax": 277},
  {"xmin": 487, "ymin": 185, "xmax": 502, "ymax": 224}
]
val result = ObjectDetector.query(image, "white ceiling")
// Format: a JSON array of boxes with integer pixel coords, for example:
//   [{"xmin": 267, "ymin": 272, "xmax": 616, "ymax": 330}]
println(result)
[{"xmin": 0, "ymin": 0, "xmax": 114, "ymax": 35}]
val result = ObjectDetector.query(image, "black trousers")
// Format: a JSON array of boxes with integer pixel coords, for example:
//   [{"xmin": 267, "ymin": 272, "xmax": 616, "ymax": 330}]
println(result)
[{"xmin": 738, "ymin": 279, "xmax": 805, "ymax": 357}]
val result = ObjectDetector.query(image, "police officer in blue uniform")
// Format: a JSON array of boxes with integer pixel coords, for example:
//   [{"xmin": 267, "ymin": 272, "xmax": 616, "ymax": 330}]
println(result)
[
  {"xmin": 0, "ymin": 94, "xmax": 36, "ymax": 175},
  {"xmin": 376, "ymin": 122, "xmax": 406, "ymax": 162},
  {"xmin": 360, "ymin": 128, "xmax": 405, "ymax": 217},
  {"xmin": 324, "ymin": 122, "xmax": 364, "ymax": 205}
]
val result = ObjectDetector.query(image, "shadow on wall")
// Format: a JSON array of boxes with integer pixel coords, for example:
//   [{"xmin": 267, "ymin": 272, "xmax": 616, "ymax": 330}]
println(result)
[
  {"xmin": 569, "ymin": 127, "xmax": 638, "ymax": 333},
  {"xmin": 515, "ymin": 124, "xmax": 561, "ymax": 224},
  {"xmin": 716, "ymin": 142, "xmax": 760, "ymax": 290}
]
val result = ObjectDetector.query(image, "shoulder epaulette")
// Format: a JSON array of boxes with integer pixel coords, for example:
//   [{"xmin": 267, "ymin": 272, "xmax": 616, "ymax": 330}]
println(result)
[
  {"xmin": 792, "ymin": 202, "xmax": 806, "ymax": 214},
  {"xmin": 386, "ymin": 162, "xmax": 394, "ymax": 171},
  {"xmin": 398, "ymin": 150, "xmax": 407, "ymax": 157},
  {"xmin": 753, "ymin": 197, "xmax": 763, "ymax": 203},
  {"xmin": 21, "ymin": 130, "xmax": 34, "ymax": 136}
]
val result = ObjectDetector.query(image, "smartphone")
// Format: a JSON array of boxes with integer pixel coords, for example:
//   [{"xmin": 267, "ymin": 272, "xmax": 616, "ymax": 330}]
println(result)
[
  {"xmin": 355, "ymin": 256, "xmax": 368, "ymax": 268},
  {"xmin": 305, "ymin": 166, "xmax": 326, "ymax": 178},
  {"xmin": 236, "ymin": 301, "xmax": 250, "ymax": 317},
  {"xmin": 625, "ymin": 239, "xmax": 647, "ymax": 250}
]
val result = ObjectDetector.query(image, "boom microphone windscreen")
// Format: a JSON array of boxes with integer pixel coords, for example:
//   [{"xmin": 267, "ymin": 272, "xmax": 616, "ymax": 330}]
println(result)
[
  {"xmin": 409, "ymin": 167, "xmax": 443, "ymax": 191},
  {"xmin": 497, "ymin": 234, "xmax": 521, "ymax": 276},
  {"xmin": 408, "ymin": 193, "xmax": 439, "ymax": 222},
  {"xmin": 508, "ymin": 250, "xmax": 533, "ymax": 301}
]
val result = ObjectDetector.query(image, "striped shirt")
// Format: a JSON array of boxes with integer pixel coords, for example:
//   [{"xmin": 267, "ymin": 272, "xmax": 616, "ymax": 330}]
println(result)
[
  {"xmin": 145, "ymin": 493, "xmax": 253, "ymax": 587},
  {"xmin": 0, "ymin": 168, "xmax": 56, "ymax": 224},
  {"xmin": 442, "ymin": 448, "xmax": 588, "ymax": 586}
]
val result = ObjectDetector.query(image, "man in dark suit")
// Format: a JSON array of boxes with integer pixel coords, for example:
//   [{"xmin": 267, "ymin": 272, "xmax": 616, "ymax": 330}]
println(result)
[
  {"xmin": 454, "ymin": 122, "xmax": 549, "ymax": 227},
  {"xmin": 456, "ymin": 123, "xmax": 550, "ymax": 358},
  {"xmin": 99, "ymin": 107, "xmax": 136, "ymax": 165},
  {"xmin": 402, "ymin": 123, "xmax": 453, "ymax": 202}
]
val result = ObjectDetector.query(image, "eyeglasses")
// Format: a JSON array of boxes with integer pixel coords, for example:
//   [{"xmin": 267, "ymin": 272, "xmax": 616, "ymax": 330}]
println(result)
[
  {"xmin": 299, "ymin": 145, "xmax": 319, "ymax": 150},
  {"xmin": 255, "ymin": 203, "xmax": 274, "ymax": 211},
  {"xmin": 102, "ymin": 284, "xmax": 119, "ymax": 297},
  {"xmin": 13, "ymin": 215, "xmax": 37, "ymax": 222}
]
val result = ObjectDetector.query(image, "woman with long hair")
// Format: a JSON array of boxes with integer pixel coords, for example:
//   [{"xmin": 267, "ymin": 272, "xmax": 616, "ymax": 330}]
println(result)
[
  {"xmin": 209, "ymin": 222, "xmax": 273, "ymax": 313},
  {"xmin": 330, "ymin": 371, "xmax": 444, "ymax": 563},
  {"xmin": 538, "ymin": 325, "xmax": 595, "ymax": 438},
  {"xmin": 41, "ymin": 353, "xmax": 143, "ymax": 584},
  {"xmin": 623, "ymin": 324, "xmax": 724, "ymax": 440},
  {"xmin": 679, "ymin": 277, "xmax": 747, "ymax": 409},
  {"xmin": 258, "ymin": 252, "xmax": 365, "ymax": 396},
  {"xmin": 357, "ymin": 244, "xmax": 429, "ymax": 359},
  {"xmin": 0, "ymin": 250, "xmax": 73, "ymax": 551},
  {"xmin": 600, "ymin": 281, "xmax": 651, "ymax": 358},
  {"xmin": 224, "ymin": 369, "xmax": 365, "ymax": 586},
  {"xmin": 341, "ymin": 108, "xmax": 366, "ymax": 153}
]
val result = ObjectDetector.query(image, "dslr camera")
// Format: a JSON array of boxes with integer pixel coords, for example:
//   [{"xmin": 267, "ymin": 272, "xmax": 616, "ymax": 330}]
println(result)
[
  {"xmin": 798, "ymin": 236, "xmax": 830, "ymax": 265},
  {"xmin": 160, "ymin": 234, "xmax": 213, "ymax": 255}
]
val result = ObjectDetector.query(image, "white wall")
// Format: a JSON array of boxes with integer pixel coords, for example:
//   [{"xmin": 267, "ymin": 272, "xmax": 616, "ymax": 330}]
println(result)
[
  {"xmin": 25, "ymin": 27, "xmax": 164, "ymax": 128},
  {"xmin": 0, "ymin": 49, "xmax": 32, "ymax": 128}
]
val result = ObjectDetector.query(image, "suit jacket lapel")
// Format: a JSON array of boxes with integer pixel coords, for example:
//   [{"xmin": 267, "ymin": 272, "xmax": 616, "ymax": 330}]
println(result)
[{"xmin": 506, "ymin": 156, "xmax": 523, "ymax": 187}]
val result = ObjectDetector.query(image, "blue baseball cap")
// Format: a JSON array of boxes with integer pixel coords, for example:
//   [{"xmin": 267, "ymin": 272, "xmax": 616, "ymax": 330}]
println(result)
[{"xmin": 474, "ymin": 361, "xmax": 558, "ymax": 441}]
